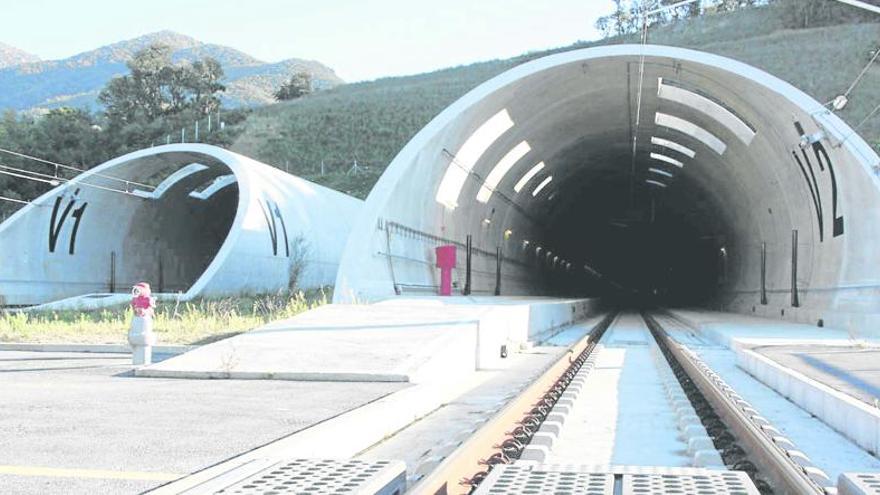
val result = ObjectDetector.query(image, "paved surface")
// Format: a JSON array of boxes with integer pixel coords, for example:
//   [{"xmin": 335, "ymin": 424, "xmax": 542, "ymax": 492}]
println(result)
[
  {"xmin": 138, "ymin": 297, "xmax": 584, "ymax": 382},
  {"xmin": 756, "ymin": 345, "xmax": 880, "ymax": 406},
  {"xmin": 137, "ymin": 302, "xmax": 492, "ymax": 382},
  {"xmin": 0, "ymin": 351, "xmax": 405, "ymax": 495}
]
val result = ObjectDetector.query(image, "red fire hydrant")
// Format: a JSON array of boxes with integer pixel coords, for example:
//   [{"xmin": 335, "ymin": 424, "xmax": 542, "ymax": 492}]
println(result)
[
  {"xmin": 435, "ymin": 245, "xmax": 456, "ymax": 296},
  {"xmin": 128, "ymin": 282, "xmax": 157, "ymax": 365}
]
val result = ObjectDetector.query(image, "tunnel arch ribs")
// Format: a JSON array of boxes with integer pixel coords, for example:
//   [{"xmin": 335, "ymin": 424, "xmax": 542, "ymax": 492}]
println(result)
[
  {"xmin": 336, "ymin": 45, "xmax": 880, "ymax": 329},
  {"xmin": 0, "ymin": 144, "xmax": 362, "ymax": 307}
]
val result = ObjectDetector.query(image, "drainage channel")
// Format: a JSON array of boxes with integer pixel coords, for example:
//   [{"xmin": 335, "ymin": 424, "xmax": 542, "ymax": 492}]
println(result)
[{"xmin": 643, "ymin": 311, "xmax": 828, "ymax": 495}]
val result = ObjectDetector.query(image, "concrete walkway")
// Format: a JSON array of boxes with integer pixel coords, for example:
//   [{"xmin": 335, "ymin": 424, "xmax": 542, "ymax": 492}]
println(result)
[{"xmin": 138, "ymin": 297, "xmax": 595, "ymax": 382}]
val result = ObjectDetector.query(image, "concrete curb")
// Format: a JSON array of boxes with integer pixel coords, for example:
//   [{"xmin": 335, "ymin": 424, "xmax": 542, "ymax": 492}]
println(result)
[
  {"xmin": 0, "ymin": 343, "xmax": 194, "ymax": 355},
  {"xmin": 738, "ymin": 347, "xmax": 880, "ymax": 457}
]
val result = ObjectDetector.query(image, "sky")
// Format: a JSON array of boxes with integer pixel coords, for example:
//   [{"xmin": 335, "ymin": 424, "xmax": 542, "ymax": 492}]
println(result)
[{"xmin": 1, "ymin": 0, "xmax": 615, "ymax": 82}]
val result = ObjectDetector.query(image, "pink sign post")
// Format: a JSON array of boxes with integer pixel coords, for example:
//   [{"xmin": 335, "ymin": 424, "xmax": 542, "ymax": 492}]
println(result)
[{"xmin": 435, "ymin": 245, "xmax": 457, "ymax": 296}]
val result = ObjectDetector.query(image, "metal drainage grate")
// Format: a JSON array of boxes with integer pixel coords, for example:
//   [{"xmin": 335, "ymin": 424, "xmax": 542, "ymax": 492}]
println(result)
[
  {"xmin": 624, "ymin": 471, "xmax": 759, "ymax": 495},
  {"xmin": 473, "ymin": 465, "xmax": 613, "ymax": 495},
  {"xmin": 214, "ymin": 459, "xmax": 405, "ymax": 495},
  {"xmin": 473, "ymin": 465, "xmax": 760, "ymax": 495},
  {"xmin": 839, "ymin": 473, "xmax": 880, "ymax": 495}
]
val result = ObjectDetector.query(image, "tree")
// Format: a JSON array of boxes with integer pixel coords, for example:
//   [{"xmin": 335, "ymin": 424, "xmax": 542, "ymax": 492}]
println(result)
[
  {"xmin": 99, "ymin": 44, "xmax": 226, "ymax": 126},
  {"xmin": 275, "ymin": 71, "xmax": 313, "ymax": 101}
]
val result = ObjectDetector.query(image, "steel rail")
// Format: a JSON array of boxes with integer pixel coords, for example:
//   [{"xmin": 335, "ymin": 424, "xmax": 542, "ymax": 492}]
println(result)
[
  {"xmin": 411, "ymin": 312, "xmax": 616, "ymax": 495},
  {"xmin": 644, "ymin": 313, "xmax": 823, "ymax": 495}
]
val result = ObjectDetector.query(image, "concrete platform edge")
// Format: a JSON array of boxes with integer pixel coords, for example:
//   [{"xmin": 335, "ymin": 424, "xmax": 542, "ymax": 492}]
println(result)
[
  {"xmin": 0, "ymin": 343, "xmax": 194, "ymax": 354},
  {"xmin": 737, "ymin": 347, "xmax": 880, "ymax": 455}
]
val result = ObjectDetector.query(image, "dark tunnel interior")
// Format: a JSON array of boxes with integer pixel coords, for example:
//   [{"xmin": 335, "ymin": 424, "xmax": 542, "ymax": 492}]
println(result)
[{"xmin": 538, "ymin": 158, "xmax": 730, "ymax": 307}]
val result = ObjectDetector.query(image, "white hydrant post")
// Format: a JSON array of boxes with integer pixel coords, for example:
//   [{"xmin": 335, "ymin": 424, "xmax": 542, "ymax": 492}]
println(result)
[{"xmin": 128, "ymin": 282, "xmax": 157, "ymax": 366}]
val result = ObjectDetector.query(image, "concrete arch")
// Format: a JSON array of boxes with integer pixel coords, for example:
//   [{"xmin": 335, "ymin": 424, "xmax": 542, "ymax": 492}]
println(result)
[
  {"xmin": 335, "ymin": 45, "xmax": 880, "ymax": 331},
  {"xmin": 0, "ymin": 144, "xmax": 361, "ymax": 306}
]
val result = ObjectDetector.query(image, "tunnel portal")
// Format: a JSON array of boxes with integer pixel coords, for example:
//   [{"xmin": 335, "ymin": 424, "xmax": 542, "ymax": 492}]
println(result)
[{"xmin": 335, "ymin": 45, "xmax": 880, "ymax": 329}]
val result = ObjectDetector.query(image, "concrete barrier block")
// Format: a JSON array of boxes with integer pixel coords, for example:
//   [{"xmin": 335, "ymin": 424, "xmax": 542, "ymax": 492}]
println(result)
[
  {"xmin": 528, "ymin": 432, "xmax": 556, "ymax": 448},
  {"xmin": 546, "ymin": 413, "xmax": 566, "ymax": 425},
  {"xmin": 688, "ymin": 436, "xmax": 715, "ymax": 454},
  {"xmin": 684, "ymin": 424, "xmax": 709, "ymax": 439},
  {"xmin": 519, "ymin": 445, "xmax": 548, "ymax": 462},
  {"xmin": 694, "ymin": 449, "xmax": 725, "ymax": 468},
  {"xmin": 538, "ymin": 421, "xmax": 564, "ymax": 436}
]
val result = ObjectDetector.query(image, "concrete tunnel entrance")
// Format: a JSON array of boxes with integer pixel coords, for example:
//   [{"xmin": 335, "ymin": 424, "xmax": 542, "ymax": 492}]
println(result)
[
  {"xmin": 336, "ymin": 45, "xmax": 880, "ymax": 328},
  {"xmin": 0, "ymin": 150, "xmax": 241, "ymax": 305},
  {"xmin": 121, "ymin": 160, "xmax": 239, "ymax": 293}
]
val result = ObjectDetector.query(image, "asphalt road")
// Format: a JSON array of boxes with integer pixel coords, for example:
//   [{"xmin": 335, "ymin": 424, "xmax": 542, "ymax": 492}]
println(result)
[{"xmin": 0, "ymin": 350, "xmax": 405, "ymax": 494}]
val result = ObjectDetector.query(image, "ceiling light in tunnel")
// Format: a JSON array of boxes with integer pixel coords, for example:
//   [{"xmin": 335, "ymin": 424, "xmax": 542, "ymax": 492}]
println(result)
[
  {"xmin": 651, "ymin": 136, "xmax": 695, "ymax": 158},
  {"xmin": 476, "ymin": 141, "xmax": 531, "ymax": 203},
  {"xmin": 532, "ymin": 176, "xmax": 552, "ymax": 197},
  {"xmin": 657, "ymin": 78, "xmax": 756, "ymax": 145},
  {"xmin": 650, "ymin": 152, "xmax": 684, "ymax": 168},
  {"xmin": 645, "ymin": 179, "xmax": 668, "ymax": 188},
  {"xmin": 514, "ymin": 162, "xmax": 545, "ymax": 193},
  {"xmin": 435, "ymin": 109, "xmax": 514, "ymax": 209},
  {"xmin": 655, "ymin": 112, "xmax": 727, "ymax": 155},
  {"xmin": 648, "ymin": 167, "xmax": 674, "ymax": 178}
]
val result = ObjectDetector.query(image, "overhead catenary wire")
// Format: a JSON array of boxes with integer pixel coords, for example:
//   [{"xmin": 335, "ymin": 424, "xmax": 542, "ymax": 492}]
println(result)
[
  {"xmin": 0, "ymin": 162, "xmax": 145, "ymax": 198},
  {"xmin": 0, "ymin": 195, "xmax": 32, "ymax": 205},
  {"xmin": 629, "ymin": 0, "xmax": 700, "ymax": 205},
  {"xmin": 0, "ymin": 146, "xmax": 155, "ymax": 190}
]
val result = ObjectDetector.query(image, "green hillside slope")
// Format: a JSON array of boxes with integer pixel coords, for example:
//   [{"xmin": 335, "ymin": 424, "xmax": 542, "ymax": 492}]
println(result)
[{"xmin": 231, "ymin": 5, "xmax": 880, "ymax": 198}]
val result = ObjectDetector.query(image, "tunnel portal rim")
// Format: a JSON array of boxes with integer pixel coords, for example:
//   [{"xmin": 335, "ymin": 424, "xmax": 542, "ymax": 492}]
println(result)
[{"xmin": 335, "ymin": 43, "xmax": 880, "ymax": 302}]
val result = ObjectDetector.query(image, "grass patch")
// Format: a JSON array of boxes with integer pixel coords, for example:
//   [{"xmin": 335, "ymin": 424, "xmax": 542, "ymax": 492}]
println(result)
[{"xmin": 0, "ymin": 289, "xmax": 330, "ymax": 345}]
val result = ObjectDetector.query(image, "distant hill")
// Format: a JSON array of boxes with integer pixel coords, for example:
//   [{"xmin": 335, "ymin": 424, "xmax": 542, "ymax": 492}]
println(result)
[
  {"xmin": 230, "ymin": 4, "xmax": 880, "ymax": 199},
  {"xmin": 0, "ymin": 42, "xmax": 39, "ymax": 69},
  {"xmin": 0, "ymin": 30, "xmax": 343, "ymax": 112}
]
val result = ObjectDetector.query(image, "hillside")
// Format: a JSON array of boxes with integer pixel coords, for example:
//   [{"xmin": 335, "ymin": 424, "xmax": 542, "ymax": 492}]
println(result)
[
  {"xmin": 230, "ymin": 4, "xmax": 880, "ymax": 199},
  {"xmin": 0, "ymin": 31, "xmax": 343, "ymax": 112},
  {"xmin": 0, "ymin": 42, "xmax": 39, "ymax": 69}
]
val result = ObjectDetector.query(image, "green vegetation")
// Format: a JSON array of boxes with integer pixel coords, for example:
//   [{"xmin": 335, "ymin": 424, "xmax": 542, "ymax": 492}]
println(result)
[
  {"xmin": 230, "ymin": 2, "xmax": 880, "ymax": 199},
  {"xmin": 274, "ymin": 71, "xmax": 313, "ymax": 101},
  {"xmin": 0, "ymin": 290, "xmax": 329, "ymax": 345}
]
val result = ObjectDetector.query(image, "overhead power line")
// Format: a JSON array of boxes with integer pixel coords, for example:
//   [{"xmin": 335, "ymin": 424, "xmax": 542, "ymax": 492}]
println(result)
[
  {"xmin": 0, "ymin": 162, "xmax": 144, "ymax": 198},
  {"xmin": 0, "ymin": 146, "xmax": 155, "ymax": 190}
]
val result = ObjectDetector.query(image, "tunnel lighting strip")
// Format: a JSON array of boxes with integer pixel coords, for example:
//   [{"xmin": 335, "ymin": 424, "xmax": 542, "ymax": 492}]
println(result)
[
  {"xmin": 476, "ymin": 140, "xmax": 531, "ymax": 203},
  {"xmin": 514, "ymin": 162, "xmax": 545, "ymax": 193},
  {"xmin": 645, "ymin": 179, "xmax": 668, "ymax": 188},
  {"xmin": 132, "ymin": 163, "xmax": 209, "ymax": 199},
  {"xmin": 532, "ymin": 176, "xmax": 552, "ymax": 197},
  {"xmin": 651, "ymin": 136, "xmax": 695, "ymax": 158},
  {"xmin": 655, "ymin": 112, "xmax": 727, "ymax": 155},
  {"xmin": 650, "ymin": 152, "xmax": 684, "ymax": 168},
  {"xmin": 648, "ymin": 167, "xmax": 674, "ymax": 178},
  {"xmin": 435, "ymin": 109, "xmax": 514, "ymax": 209},
  {"xmin": 189, "ymin": 174, "xmax": 236, "ymax": 200},
  {"xmin": 658, "ymin": 78, "xmax": 756, "ymax": 145}
]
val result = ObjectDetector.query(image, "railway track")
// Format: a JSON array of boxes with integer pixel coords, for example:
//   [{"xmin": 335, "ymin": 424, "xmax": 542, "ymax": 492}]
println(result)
[{"xmin": 413, "ymin": 310, "xmax": 832, "ymax": 495}]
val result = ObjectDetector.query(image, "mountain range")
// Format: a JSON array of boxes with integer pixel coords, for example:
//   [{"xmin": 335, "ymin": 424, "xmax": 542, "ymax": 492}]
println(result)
[{"xmin": 0, "ymin": 31, "xmax": 344, "ymax": 112}]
